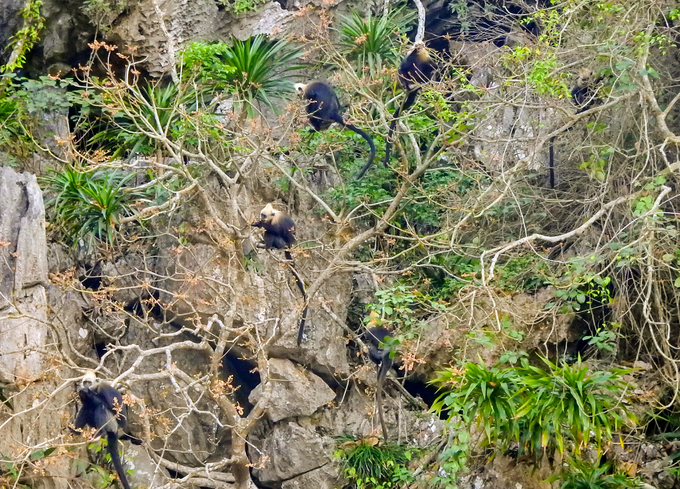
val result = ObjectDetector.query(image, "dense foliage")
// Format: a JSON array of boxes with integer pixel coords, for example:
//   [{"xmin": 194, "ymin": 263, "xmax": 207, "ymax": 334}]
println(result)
[
  {"xmin": 335, "ymin": 437, "xmax": 414, "ymax": 489},
  {"xmin": 1, "ymin": 0, "xmax": 680, "ymax": 487},
  {"xmin": 432, "ymin": 358, "xmax": 633, "ymax": 457}
]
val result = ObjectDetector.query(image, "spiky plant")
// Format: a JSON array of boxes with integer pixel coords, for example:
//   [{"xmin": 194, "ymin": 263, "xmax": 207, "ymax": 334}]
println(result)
[
  {"xmin": 338, "ymin": 9, "xmax": 416, "ymax": 78},
  {"xmin": 87, "ymin": 81, "xmax": 203, "ymax": 159},
  {"xmin": 43, "ymin": 167, "xmax": 148, "ymax": 248},
  {"xmin": 557, "ymin": 459, "xmax": 640, "ymax": 489},
  {"xmin": 218, "ymin": 35, "xmax": 302, "ymax": 113}
]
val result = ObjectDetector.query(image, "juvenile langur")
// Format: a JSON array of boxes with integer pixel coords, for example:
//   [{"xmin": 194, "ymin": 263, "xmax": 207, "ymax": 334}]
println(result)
[
  {"xmin": 73, "ymin": 371, "xmax": 141, "ymax": 489},
  {"xmin": 383, "ymin": 44, "xmax": 435, "ymax": 167},
  {"xmin": 363, "ymin": 327, "xmax": 397, "ymax": 439},
  {"xmin": 252, "ymin": 203, "xmax": 308, "ymax": 345},
  {"xmin": 571, "ymin": 68, "xmax": 606, "ymax": 114},
  {"xmin": 294, "ymin": 81, "xmax": 376, "ymax": 180}
]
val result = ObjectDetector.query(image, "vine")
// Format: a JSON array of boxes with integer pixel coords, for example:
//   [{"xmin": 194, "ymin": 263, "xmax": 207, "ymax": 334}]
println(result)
[{"xmin": 2, "ymin": 0, "xmax": 45, "ymax": 74}]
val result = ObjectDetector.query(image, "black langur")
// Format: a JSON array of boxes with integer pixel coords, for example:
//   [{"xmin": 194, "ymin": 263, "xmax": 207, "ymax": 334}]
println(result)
[
  {"xmin": 73, "ymin": 371, "xmax": 141, "ymax": 489},
  {"xmin": 571, "ymin": 69, "xmax": 606, "ymax": 114},
  {"xmin": 251, "ymin": 203, "xmax": 308, "ymax": 346},
  {"xmin": 294, "ymin": 80, "xmax": 376, "ymax": 180},
  {"xmin": 363, "ymin": 327, "xmax": 397, "ymax": 439},
  {"xmin": 383, "ymin": 44, "xmax": 435, "ymax": 167}
]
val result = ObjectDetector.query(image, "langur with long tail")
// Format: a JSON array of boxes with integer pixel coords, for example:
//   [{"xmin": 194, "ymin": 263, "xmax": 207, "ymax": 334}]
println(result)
[
  {"xmin": 295, "ymin": 80, "xmax": 376, "ymax": 180},
  {"xmin": 252, "ymin": 203, "xmax": 308, "ymax": 345},
  {"xmin": 383, "ymin": 44, "xmax": 435, "ymax": 167},
  {"xmin": 363, "ymin": 327, "xmax": 397, "ymax": 439},
  {"xmin": 73, "ymin": 371, "xmax": 142, "ymax": 489}
]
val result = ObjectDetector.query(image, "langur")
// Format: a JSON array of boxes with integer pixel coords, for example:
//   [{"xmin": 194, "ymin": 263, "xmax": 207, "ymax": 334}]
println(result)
[
  {"xmin": 295, "ymin": 80, "xmax": 376, "ymax": 180},
  {"xmin": 252, "ymin": 203, "xmax": 308, "ymax": 345},
  {"xmin": 383, "ymin": 44, "xmax": 435, "ymax": 167},
  {"xmin": 571, "ymin": 68, "xmax": 606, "ymax": 114},
  {"xmin": 363, "ymin": 327, "xmax": 397, "ymax": 439},
  {"xmin": 73, "ymin": 371, "xmax": 141, "ymax": 489}
]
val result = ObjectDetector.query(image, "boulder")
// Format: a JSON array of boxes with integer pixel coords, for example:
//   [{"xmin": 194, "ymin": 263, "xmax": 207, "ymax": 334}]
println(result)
[
  {"xmin": 251, "ymin": 421, "xmax": 335, "ymax": 486},
  {"xmin": 248, "ymin": 358, "xmax": 335, "ymax": 422}
]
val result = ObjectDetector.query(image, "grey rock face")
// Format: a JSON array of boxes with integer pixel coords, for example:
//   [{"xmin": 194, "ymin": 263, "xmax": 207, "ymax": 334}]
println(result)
[
  {"xmin": 0, "ymin": 166, "xmax": 77, "ymax": 489},
  {"xmin": 108, "ymin": 0, "xmax": 309, "ymax": 77},
  {"xmin": 0, "ymin": 167, "xmax": 49, "ymax": 383},
  {"xmin": 25, "ymin": 0, "xmax": 95, "ymax": 74},
  {"xmin": 281, "ymin": 463, "xmax": 345, "ymax": 489},
  {"xmin": 251, "ymin": 421, "xmax": 336, "ymax": 485},
  {"xmin": 0, "ymin": 168, "xmax": 48, "ymax": 294},
  {"xmin": 248, "ymin": 358, "xmax": 335, "ymax": 422}
]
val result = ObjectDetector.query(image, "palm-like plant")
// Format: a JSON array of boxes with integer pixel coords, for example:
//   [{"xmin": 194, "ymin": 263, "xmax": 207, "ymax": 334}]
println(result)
[
  {"xmin": 88, "ymin": 81, "xmax": 201, "ymax": 159},
  {"xmin": 338, "ymin": 9, "xmax": 417, "ymax": 77},
  {"xmin": 558, "ymin": 459, "xmax": 639, "ymax": 489},
  {"xmin": 218, "ymin": 35, "xmax": 301, "ymax": 113},
  {"xmin": 44, "ymin": 167, "xmax": 147, "ymax": 248},
  {"xmin": 514, "ymin": 357, "xmax": 632, "ymax": 456},
  {"xmin": 432, "ymin": 361, "xmax": 519, "ymax": 448},
  {"xmin": 432, "ymin": 358, "xmax": 633, "ymax": 459},
  {"xmin": 336, "ymin": 437, "xmax": 413, "ymax": 489}
]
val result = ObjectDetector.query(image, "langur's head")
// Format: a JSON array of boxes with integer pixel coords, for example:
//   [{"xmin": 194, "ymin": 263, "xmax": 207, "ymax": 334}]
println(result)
[
  {"xmin": 259, "ymin": 203, "xmax": 278, "ymax": 224},
  {"xmin": 575, "ymin": 68, "xmax": 594, "ymax": 86},
  {"xmin": 413, "ymin": 44, "xmax": 431, "ymax": 63},
  {"xmin": 294, "ymin": 83, "xmax": 307, "ymax": 98},
  {"xmin": 80, "ymin": 370, "xmax": 100, "ymax": 391}
]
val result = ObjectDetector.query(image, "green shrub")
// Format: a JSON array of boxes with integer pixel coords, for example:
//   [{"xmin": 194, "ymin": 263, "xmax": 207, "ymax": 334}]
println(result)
[
  {"xmin": 180, "ymin": 42, "xmax": 238, "ymax": 87},
  {"xmin": 0, "ymin": 87, "xmax": 27, "ymax": 158},
  {"xmin": 338, "ymin": 9, "xmax": 416, "ymax": 77},
  {"xmin": 43, "ymin": 167, "xmax": 148, "ymax": 248},
  {"xmin": 335, "ymin": 437, "xmax": 414, "ymax": 489},
  {"xmin": 216, "ymin": 0, "xmax": 267, "ymax": 15},
  {"xmin": 181, "ymin": 36, "xmax": 301, "ymax": 114},
  {"xmin": 555, "ymin": 459, "xmax": 640, "ymax": 489},
  {"xmin": 366, "ymin": 284, "xmax": 448, "ymax": 331},
  {"xmin": 432, "ymin": 361, "xmax": 519, "ymax": 447},
  {"xmin": 0, "ymin": 75, "xmax": 75, "ymax": 160},
  {"xmin": 432, "ymin": 357, "xmax": 633, "ymax": 459},
  {"xmin": 86, "ymin": 81, "xmax": 192, "ymax": 159}
]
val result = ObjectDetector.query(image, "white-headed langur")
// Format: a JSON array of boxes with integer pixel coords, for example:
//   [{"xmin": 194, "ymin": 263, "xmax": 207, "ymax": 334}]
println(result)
[
  {"xmin": 363, "ymin": 327, "xmax": 397, "ymax": 439},
  {"xmin": 295, "ymin": 80, "xmax": 376, "ymax": 180},
  {"xmin": 252, "ymin": 203, "xmax": 308, "ymax": 345},
  {"xmin": 73, "ymin": 371, "xmax": 141, "ymax": 489},
  {"xmin": 383, "ymin": 44, "xmax": 435, "ymax": 167}
]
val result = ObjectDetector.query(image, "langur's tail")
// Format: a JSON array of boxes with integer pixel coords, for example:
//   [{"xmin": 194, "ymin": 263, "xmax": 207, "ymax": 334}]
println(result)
[
  {"xmin": 120, "ymin": 432, "xmax": 143, "ymax": 445},
  {"xmin": 346, "ymin": 124, "xmax": 376, "ymax": 180},
  {"xmin": 376, "ymin": 362, "xmax": 389, "ymax": 440},
  {"xmin": 549, "ymin": 136, "xmax": 556, "ymax": 189},
  {"xmin": 107, "ymin": 432, "xmax": 131, "ymax": 489},
  {"xmin": 285, "ymin": 250, "xmax": 309, "ymax": 346}
]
